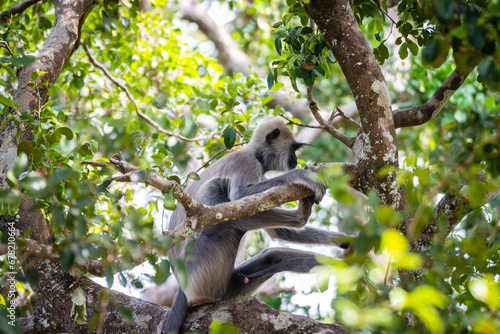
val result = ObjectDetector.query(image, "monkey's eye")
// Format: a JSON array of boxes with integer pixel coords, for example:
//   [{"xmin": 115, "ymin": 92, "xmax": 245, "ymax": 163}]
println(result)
[{"xmin": 292, "ymin": 142, "xmax": 308, "ymax": 151}]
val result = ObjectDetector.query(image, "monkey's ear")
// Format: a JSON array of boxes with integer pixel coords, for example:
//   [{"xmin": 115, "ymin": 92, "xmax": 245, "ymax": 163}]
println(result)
[{"xmin": 265, "ymin": 128, "xmax": 281, "ymax": 145}]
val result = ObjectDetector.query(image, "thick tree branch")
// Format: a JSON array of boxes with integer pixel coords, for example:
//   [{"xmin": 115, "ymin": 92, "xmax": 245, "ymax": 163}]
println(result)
[
  {"xmin": 0, "ymin": 0, "xmax": 42, "ymax": 20},
  {"xmin": 19, "ymin": 273, "xmax": 347, "ymax": 334},
  {"xmin": 305, "ymin": 0, "xmax": 401, "ymax": 208},
  {"xmin": 393, "ymin": 65, "xmax": 477, "ymax": 128},
  {"xmin": 413, "ymin": 183, "xmax": 500, "ymax": 249},
  {"xmin": 1, "ymin": 0, "xmax": 96, "ymax": 188},
  {"xmin": 307, "ymin": 162, "xmax": 357, "ymax": 177},
  {"xmin": 0, "ymin": 2, "xmax": 98, "ymax": 333},
  {"xmin": 104, "ymin": 153, "xmax": 330, "ymax": 235}
]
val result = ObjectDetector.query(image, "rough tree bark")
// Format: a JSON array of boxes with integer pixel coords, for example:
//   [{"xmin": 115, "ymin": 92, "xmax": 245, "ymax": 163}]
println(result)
[
  {"xmin": 304, "ymin": 0, "xmax": 401, "ymax": 209},
  {"xmin": 304, "ymin": 0, "xmax": 497, "ymax": 275}
]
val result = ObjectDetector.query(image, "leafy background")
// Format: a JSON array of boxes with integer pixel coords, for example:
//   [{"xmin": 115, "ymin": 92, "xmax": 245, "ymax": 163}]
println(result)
[{"xmin": 0, "ymin": 0, "xmax": 499, "ymax": 333}]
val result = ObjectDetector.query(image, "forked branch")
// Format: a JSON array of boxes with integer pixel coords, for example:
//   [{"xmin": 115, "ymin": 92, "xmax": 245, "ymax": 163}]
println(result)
[
  {"xmin": 393, "ymin": 64, "xmax": 477, "ymax": 128},
  {"xmin": 306, "ymin": 86, "xmax": 356, "ymax": 148}
]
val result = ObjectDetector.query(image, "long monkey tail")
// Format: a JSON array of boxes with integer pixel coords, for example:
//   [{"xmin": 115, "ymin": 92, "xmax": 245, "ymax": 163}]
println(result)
[{"xmin": 163, "ymin": 289, "xmax": 189, "ymax": 334}]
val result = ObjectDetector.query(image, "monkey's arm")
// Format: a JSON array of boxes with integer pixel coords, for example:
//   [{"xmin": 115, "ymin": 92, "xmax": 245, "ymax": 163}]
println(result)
[{"xmin": 231, "ymin": 169, "xmax": 326, "ymax": 204}]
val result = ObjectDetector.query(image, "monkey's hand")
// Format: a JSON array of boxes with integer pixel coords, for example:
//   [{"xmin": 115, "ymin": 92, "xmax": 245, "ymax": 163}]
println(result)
[{"xmin": 288, "ymin": 169, "xmax": 326, "ymax": 204}]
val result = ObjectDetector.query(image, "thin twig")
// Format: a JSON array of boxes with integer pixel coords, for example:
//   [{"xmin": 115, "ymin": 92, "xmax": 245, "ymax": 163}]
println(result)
[
  {"xmin": 333, "ymin": 107, "xmax": 361, "ymax": 128},
  {"xmin": 375, "ymin": 3, "xmax": 396, "ymax": 25},
  {"xmin": 193, "ymin": 142, "xmax": 247, "ymax": 175},
  {"xmin": 83, "ymin": 44, "xmax": 212, "ymax": 143},
  {"xmin": 279, "ymin": 113, "xmax": 324, "ymax": 129},
  {"xmin": 306, "ymin": 86, "xmax": 355, "ymax": 148},
  {"xmin": 374, "ymin": 2, "xmax": 395, "ymax": 44},
  {"xmin": 0, "ymin": 41, "xmax": 14, "ymax": 56}
]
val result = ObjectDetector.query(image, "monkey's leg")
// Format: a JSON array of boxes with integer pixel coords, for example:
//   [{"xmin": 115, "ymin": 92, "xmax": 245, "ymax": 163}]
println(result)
[
  {"xmin": 234, "ymin": 208, "xmax": 307, "ymax": 231},
  {"xmin": 265, "ymin": 227, "xmax": 353, "ymax": 249},
  {"xmin": 233, "ymin": 196, "xmax": 316, "ymax": 232},
  {"xmin": 224, "ymin": 248, "xmax": 319, "ymax": 298}
]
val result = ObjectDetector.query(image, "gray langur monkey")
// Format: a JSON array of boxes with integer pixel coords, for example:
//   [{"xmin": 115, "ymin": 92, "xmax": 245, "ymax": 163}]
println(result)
[{"xmin": 163, "ymin": 118, "xmax": 350, "ymax": 334}]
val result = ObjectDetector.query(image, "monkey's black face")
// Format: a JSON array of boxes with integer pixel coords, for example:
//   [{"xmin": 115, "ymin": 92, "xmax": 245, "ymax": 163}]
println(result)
[{"xmin": 288, "ymin": 142, "xmax": 307, "ymax": 170}]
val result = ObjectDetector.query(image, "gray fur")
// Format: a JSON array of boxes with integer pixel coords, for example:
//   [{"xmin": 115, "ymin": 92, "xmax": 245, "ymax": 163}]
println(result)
[{"xmin": 163, "ymin": 118, "xmax": 349, "ymax": 334}]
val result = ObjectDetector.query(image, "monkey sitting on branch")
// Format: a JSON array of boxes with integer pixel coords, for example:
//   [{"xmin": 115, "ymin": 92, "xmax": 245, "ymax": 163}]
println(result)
[{"xmin": 164, "ymin": 118, "xmax": 350, "ymax": 334}]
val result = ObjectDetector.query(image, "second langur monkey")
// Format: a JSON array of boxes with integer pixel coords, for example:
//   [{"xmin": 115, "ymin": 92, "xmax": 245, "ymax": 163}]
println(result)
[{"xmin": 163, "ymin": 118, "xmax": 350, "ymax": 333}]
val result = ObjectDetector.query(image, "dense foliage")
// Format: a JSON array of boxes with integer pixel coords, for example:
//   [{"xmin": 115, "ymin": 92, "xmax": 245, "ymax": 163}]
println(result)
[{"xmin": 0, "ymin": 0, "xmax": 499, "ymax": 333}]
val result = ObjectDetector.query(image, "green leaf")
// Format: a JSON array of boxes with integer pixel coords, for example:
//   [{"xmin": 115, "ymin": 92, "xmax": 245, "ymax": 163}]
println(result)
[
  {"xmin": 0, "ymin": 63, "xmax": 16, "ymax": 79},
  {"xmin": 153, "ymin": 259, "xmax": 171, "ymax": 284},
  {"xmin": 261, "ymin": 95, "xmax": 274, "ymax": 105},
  {"xmin": 121, "ymin": 17, "xmax": 130, "ymax": 28},
  {"xmin": 78, "ymin": 143, "xmax": 94, "ymax": 157},
  {"xmin": 267, "ymin": 71, "xmax": 274, "ymax": 90},
  {"xmin": 163, "ymin": 192, "xmax": 177, "ymax": 211},
  {"xmin": 485, "ymin": 95, "xmax": 495, "ymax": 109},
  {"xmin": 422, "ymin": 39, "xmax": 449, "ymax": 68},
  {"xmin": 434, "ymin": 0, "xmax": 453, "ymax": 20},
  {"xmin": 407, "ymin": 41, "xmax": 419, "ymax": 56},
  {"xmin": 55, "ymin": 127, "xmax": 74, "ymax": 140},
  {"xmin": 48, "ymin": 167, "xmax": 80, "ymax": 186},
  {"xmin": 312, "ymin": 65, "xmax": 325, "ymax": 77},
  {"xmin": 61, "ymin": 248, "xmax": 75, "ymax": 271},
  {"xmin": 187, "ymin": 172, "xmax": 200, "ymax": 181},
  {"xmin": 295, "ymin": 66, "xmax": 310, "ymax": 79},
  {"xmin": 117, "ymin": 306, "xmax": 134, "ymax": 321},
  {"xmin": 0, "ymin": 94, "xmax": 20, "ymax": 108},
  {"xmin": 478, "ymin": 58, "xmax": 496, "ymax": 80},
  {"xmin": 6, "ymin": 170, "xmax": 17, "ymax": 188},
  {"xmin": 399, "ymin": 43, "xmax": 409, "ymax": 60},
  {"xmin": 14, "ymin": 153, "xmax": 28, "ymax": 176},
  {"xmin": 274, "ymin": 37, "xmax": 282, "ymax": 56},
  {"xmin": 97, "ymin": 178, "xmax": 113, "ymax": 194},
  {"xmin": 25, "ymin": 268, "xmax": 40, "ymax": 286},
  {"xmin": 422, "ymin": 40, "xmax": 439, "ymax": 63},
  {"xmin": 301, "ymin": 27, "xmax": 313, "ymax": 35},
  {"xmin": 303, "ymin": 72, "xmax": 315, "ymax": 86},
  {"xmin": 223, "ymin": 127, "xmax": 237, "ymax": 149},
  {"xmin": 209, "ymin": 320, "xmax": 240, "ymax": 334},
  {"xmin": 283, "ymin": 13, "xmax": 292, "ymax": 27},
  {"xmin": 167, "ymin": 175, "xmax": 181, "ymax": 184},
  {"xmin": 210, "ymin": 99, "xmax": 218, "ymax": 110},
  {"xmin": 0, "ymin": 56, "xmax": 36, "ymax": 66},
  {"xmin": 132, "ymin": 279, "xmax": 144, "ymax": 289},
  {"xmin": 72, "ymin": 287, "xmax": 87, "ymax": 306},
  {"xmin": 23, "ymin": 228, "xmax": 34, "ymax": 238}
]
